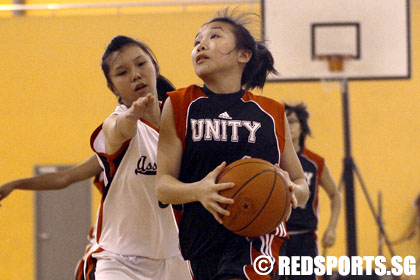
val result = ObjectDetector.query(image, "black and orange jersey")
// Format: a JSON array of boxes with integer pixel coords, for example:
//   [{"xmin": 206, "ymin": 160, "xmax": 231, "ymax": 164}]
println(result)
[
  {"xmin": 286, "ymin": 148, "xmax": 325, "ymax": 232},
  {"xmin": 168, "ymin": 84, "xmax": 286, "ymax": 259}
]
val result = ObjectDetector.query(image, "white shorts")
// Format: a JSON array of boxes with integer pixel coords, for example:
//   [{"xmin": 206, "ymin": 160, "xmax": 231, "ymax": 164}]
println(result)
[{"xmin": 87, "ymin": 249, "xmax": 190, "ymax": 280}]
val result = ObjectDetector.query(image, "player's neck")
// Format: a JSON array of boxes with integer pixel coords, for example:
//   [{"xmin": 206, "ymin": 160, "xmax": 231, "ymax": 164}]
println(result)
[{"xmin": 202, "ymin": 72, "xmax": 242, "ymax": 94}]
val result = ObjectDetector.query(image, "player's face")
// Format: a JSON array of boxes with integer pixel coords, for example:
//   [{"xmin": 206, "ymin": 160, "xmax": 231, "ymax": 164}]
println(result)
[
  {"xmin": 107, "ymin": 44, "xmax": 157, "ymax": 107},
  {"xmin": 287, "ymin": 111, "xmax": 302, "ymax": 141},
  {"xmin": 191, "ymin": 21, "xmax": 243, "ymax": 82}
]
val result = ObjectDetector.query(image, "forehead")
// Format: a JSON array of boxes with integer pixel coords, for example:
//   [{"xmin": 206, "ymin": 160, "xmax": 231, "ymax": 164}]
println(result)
[{"xmin": 197, "ymin": 21, "xmax": 234, "ymax": 37}]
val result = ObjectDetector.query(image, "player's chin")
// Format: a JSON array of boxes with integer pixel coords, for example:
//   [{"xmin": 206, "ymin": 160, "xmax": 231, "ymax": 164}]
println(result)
[{"xmin": 194, "ymin": 67, "xmax": 212, "ymax": 82}]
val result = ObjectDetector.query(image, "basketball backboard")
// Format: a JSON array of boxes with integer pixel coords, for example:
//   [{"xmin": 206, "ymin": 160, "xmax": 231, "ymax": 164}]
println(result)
[{"xmin": 262, "ymin": 0, "xmax": 411, "ymax": 81}]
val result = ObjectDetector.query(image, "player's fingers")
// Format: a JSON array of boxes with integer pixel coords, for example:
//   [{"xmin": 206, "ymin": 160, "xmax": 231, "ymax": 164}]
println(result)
[
  {"xmin": 140, "ymin": 94, "xmax": 152, "ymax": 107},
  {"xmin": 209, "ymin": 208, "xmax": 224, "ymax": 224},
  {"xmin": 213, "ymin": 202, "xmax": 230, "ymax": 217},
  {"xmin": 136, "ymin": 96, "xmax": 149, "ymax": 107},
  {"xmin": 281, "ymin": 170, "xmax": 291, "ymax": 182},
  {"xmin": 276, "ymin": 167, "xmax": 292, "ymax": 184},
  {"xmin": 134, "ymin": 94, "xmax": 152, "ymax": 106},
  {"xmin": 291, "ymin": 194, "xmax": 298, "ymax": 208},
  {"xmin": 214, "ymin": 182, "xmax": 235, "ymax": 191},
  {"xmin": 215, "ymin": 195, "xmax": 234, "ymax": 205},
  {"xmin": 285, "ymin": 204, "xmax": 292, "ymax": 221},
  {"xmin": 144, "ymin": 93, "xmax": 154, "ymax": 105}
]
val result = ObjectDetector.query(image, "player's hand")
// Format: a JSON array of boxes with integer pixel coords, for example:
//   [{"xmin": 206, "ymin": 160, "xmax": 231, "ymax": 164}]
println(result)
[
  {"xmin": 126, "ymin": 93, "xmax": 154, "ymax": 121},
  {"xmin": 0, "ymin": 182, "xmax": 16, "ymax": 206},
  {"xmin": 274, "ymin": 164, "xmax": 298, "ymax": 209},
  {"xmin": 197, "ymin": 162, "xmax": 235, "ymax": 224},
  {"xmin": 322, "ymin": 227, "xmax": 336, "ymax": 248}
]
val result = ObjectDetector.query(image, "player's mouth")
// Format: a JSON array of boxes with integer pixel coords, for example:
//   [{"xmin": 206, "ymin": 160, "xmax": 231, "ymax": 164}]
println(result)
[
  {"xmin": 134, "ymin": 83, "xmax": 147, "ymax": 93},
  {"xmin": 196, "ymin": 54, "xmax": 209, "ymax": 64}
]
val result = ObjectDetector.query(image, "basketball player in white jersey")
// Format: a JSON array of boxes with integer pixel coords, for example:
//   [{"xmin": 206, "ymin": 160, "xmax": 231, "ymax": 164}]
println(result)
[{"xmin": 85, "ymin": 35, "xmax": 189, "ymax": 280}]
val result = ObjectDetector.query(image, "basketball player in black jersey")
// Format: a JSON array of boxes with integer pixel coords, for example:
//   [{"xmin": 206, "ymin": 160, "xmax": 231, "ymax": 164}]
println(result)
[
  {"xmin": 157, "ymin": 8, "xmax": 309, "ymax": 280},
  {"xmin": 275, "ymin": 103, "xmax": 341, "ymax": 280}
]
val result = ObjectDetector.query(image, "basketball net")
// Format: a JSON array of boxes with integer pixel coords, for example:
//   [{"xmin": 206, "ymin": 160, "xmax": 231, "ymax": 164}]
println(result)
[{"xmin": 318, "ymin": 55, "xmax": 350, "ymax": 92}]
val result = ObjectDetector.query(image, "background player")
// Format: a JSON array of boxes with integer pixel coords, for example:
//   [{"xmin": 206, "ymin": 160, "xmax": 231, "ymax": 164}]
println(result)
[
  {"xmin": 156, "ymin": 8, "xmax": 308, "ymax": 280},
  {"xmin": 276, "ymin": 102, "xmax": 341, "ymax": 280}
]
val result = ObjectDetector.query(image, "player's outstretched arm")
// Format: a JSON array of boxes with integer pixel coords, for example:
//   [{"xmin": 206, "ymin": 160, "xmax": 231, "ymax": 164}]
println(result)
[
  {"xmin": 280, "ymin": 113, "xmax": 309, "ymax": 208},
  {"xmin": 320, "ymin": 162, "xmax": 341, "ymax": 248},
  {"xmin": 0, "ymin": 155, "xmax": 102, "ymax": 205},
  {"xmin": 103, "ymin": 94, "xmax": 154, "ymax": 155}
]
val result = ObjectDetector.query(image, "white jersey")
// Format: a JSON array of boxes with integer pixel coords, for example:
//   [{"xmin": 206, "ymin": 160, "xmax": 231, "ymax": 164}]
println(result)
[{"xmin": 90, "ymin": 105, "xmax": 180, "ymax": 258}]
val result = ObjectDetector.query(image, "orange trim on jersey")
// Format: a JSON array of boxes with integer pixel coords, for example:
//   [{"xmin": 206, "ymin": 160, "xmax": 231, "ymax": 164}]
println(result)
[
  {"xmin": 172, "ymin": 208, "xmax": 183, "ymax": 228},
  {"xmin": 167, "ymin": 85, "xmax": 207, "ymax": 152},
  {"xmin": 168, "ymin": 85, "xmax": 286, "ymax": 155},
  {"xmin": 88, "ymin": 226, "xmax": 95, "ymax": 240},
  {"xmin": 75, "ymin": 258, "xmax": 85, "ymax": 280},
  {"xmin": 241, "ymin": 92, "xmax": 286, "ymax": 154},
  {"xmin": 91, "ymin": 123, "xmax": 132, "ymax": 244},
  {"xmin": 90, "ymin": 123, "xmax": 131, "ymax": 178},
  {"xmin": 85, "ymin": 247, "xmax": 104, "ymax": 280},
  {"xmin": 90, "ymin": 124, "xmax": 102, "ymax": 151},
  {"xmin": 93, "ymin": 175, "xmax": 104, "ymax": 195},
  {"xmin": 140, "ymin": 118, "xmax": 159, "ymax": 133}
]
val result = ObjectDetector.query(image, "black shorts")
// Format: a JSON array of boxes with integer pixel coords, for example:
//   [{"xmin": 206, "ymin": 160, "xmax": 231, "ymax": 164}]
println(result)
[
  {"xmin": 190, "ymin": 234, "xmax": 284, "ymax": 280},
  {"xmin": 276, "ymin": 232, "xmax": 318, "ymax": 280}
]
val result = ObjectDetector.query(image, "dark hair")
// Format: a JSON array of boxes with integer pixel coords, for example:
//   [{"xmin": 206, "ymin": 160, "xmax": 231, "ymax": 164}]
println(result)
[
  {"xmin": 284, "ymin": 102, "xmax": 311, "ymax": 149},
  {"xmin": 101, "ymin": 35, "xmax": 174, "ymax": 102},
  {"xmin": 207, "ymin": 8, "xmax": 278, "ymax": 90}
]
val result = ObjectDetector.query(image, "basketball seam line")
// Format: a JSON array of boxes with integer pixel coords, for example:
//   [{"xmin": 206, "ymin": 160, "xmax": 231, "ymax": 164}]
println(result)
[
  {"xmin": 232, "ymin": 168, "xmax": 279, "ymax": 234},
  {"xmin": 221, "ymin": 169, "xmax": 273, "ymax": 211},
  {"xmin": 218, "ymin": 161, "xmax": 273, "ymax": 179}
]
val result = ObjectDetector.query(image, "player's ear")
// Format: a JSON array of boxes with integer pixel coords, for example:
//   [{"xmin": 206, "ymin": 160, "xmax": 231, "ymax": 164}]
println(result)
[{"xmin": 238, "ymin": 49, "xmax": 252, "ymax": 64}]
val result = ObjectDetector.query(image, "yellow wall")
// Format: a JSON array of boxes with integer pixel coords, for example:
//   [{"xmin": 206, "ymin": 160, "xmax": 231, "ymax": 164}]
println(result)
[{"xmin": 0, "ymin": 3, "xmax": 419, "ymax": 279}]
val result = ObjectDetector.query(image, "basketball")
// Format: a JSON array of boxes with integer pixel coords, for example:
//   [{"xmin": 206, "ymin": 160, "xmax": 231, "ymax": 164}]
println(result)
[{"xmin": 217, "ymin": 158, "xmax": 292, "ymax": 237}]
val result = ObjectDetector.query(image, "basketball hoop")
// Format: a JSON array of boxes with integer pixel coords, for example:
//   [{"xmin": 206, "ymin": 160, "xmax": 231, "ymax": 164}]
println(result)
[
  {"xmin": 316, "ymin": 55, "xmax": 353, "ymax": 92},
  {"xmin": 315, "ymin": 55, "xmax": 353, "ymax": 72}
]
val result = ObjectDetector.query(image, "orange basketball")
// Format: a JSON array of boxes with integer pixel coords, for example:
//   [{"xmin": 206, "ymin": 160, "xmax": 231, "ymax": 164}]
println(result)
[{"xmin": 217, "ymin": 158, "xmax": 291, "ymax": 237}]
